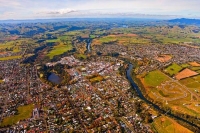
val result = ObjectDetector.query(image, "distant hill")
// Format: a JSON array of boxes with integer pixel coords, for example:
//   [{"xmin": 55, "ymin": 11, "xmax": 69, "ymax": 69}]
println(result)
[{"xmin": 168, "ymin": 18, "xmax": 200, "ymax": 25}]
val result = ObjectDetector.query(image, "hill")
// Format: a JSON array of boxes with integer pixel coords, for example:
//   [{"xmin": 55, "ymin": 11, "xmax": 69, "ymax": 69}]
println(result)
[{"xmin": 168, "ymin": 18, "xmax": 200, "ymax": 25}]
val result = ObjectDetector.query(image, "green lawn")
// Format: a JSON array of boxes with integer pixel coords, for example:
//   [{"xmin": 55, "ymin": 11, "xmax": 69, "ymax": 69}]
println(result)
[
  {"xmin": 46, "ymin": 39, "xmax": 59, "ymax": 43},
  {"xmin": 144, "ymin": 70, "xmax": 169, "ymax": 87},
  {"xmin": 194, "ymin": 75, "xmax": 200, "ymax": 81},
  {"xmin": 180, "ymin": 64, "xmax": 190, "ymax": 68},
  {"xmin": 90, "ymin": 35, "xmax": 96, "ymax": 39},
  {"xmin": 196, "ymin": 70, "xmax": 200, "ymax": 73},
  {"xmin": 190, "ymin": 66, "xmax": 200, "ymax": 71},
  {"xmin": 47, "ymin": 42, "xmax": 73, "ymax": 59},
  {"xmin": 75, "ymin": 54, "xmax": 87, "ymax": 60},
  {"xmin": 0, "ymin": 104, "xmax": 34, "ymax": 127},
  {"xmin": 165, "ymin": 63, "xmax": 182, "ymax": 76},
  {"xmin": 186, "ymin": 82, "xmax": 200, "ymax": 88},
  {"xmin": 179, "ymin": 78, "xmax": 194, "ymax": 85},
  {"xmin": 0, "ymin": 55, "xmax": 22, "ymax": 61}
]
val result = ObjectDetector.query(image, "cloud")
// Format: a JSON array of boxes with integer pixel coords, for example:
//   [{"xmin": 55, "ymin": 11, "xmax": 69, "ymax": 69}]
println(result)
[
  {"xmin": 0, "ymin": 0, "xmax": 21, "ymax": 7},
  {"xmin": 38, "ymin": 8, "xmax": 77, "ymax": 15},
  {"xmin": 0, "ymin": 0, "xmax": 200, "ymax": 19}
]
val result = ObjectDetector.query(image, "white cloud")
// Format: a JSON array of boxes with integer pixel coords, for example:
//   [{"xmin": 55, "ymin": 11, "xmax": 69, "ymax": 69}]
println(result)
[
  {"xmin": 0, "ymin": 0, "xmax": 200, "ymax": 19},
  {"xmin": 38, "ymin": 8, "xmax": 76, "ymax": 15}
]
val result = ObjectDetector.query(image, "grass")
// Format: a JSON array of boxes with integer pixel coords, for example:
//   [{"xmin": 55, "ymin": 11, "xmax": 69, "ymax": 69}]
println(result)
[
  {"xmin": 92, "ymin": 34, "xmax": 150, "ymax": 45},
  {"xmin": 194, "ymin": 75, "xmax": 200, "ymax": 80},
  {"xmin": 47, "ymin": 42, "xmax": 73, "ymax": 59},
  {"xmin": 46, "ymin": 39, "xmax": 59, "ymax": 43},
  {"xmin": 0, "ymin": 55, "xmax": 22, "ymax": 61},
  {"xmin": 180, "ymin": 64, "xmax": 190, "ymax": 68},
  {"xmin": 152, "ymin": 116, "xmax": 193, "ymax": 133},
  {"xmin": 186, "ymin": 82, "xmax": 200, "ymax": 88},
  {"xmin": 144, "ymin": 70, "xmax": 169, "ymax": 87},
  {"xmin": 0, "ymin": 104, "xmax": 34, "ymax": 127},
  {"xmin": 190, "ymin": 66, "xmax": 200, "ymax": 71},
  {"xmin": 75, "ymin": 54, "xmax": 87, "ymax": 60},
  {"xmin": 179, "ymin": 78, "xmax": 194, "ymax": 85},
  {"xmin": 165, "ymin": 63, "xmax": 182, "ymax": 76},
  {"xmin": 196, "ymin": 70, "xmax": 200, "ymax": 73},
  {"xmin": 90, "ymin": 76, "xmax": 104, "ymax": 83},
  {"xmin": 89, "ymin": 35, "xmax": 96, "ymax": 39}
]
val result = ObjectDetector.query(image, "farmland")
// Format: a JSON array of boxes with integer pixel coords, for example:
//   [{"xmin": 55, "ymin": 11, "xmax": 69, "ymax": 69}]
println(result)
[
  {"xmin": 47, "ymin": 42, "xmax": 73, "ymax": 59},
  {"xmin": 91, "ymin": 25, "xmax": 200, "ymax": 48},
  {"xmin": 164, "ymin": 63, "xmax": 182, "ymax": 76},
  {"xmin": 92, "ymin": 34, "xmax": 151, "ymax": 46}
]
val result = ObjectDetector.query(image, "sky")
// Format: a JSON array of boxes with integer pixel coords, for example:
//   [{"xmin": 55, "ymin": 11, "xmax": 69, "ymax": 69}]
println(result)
[{"xmin": 0, "ymin": 0, "xmax": 200, "ymax": 20}]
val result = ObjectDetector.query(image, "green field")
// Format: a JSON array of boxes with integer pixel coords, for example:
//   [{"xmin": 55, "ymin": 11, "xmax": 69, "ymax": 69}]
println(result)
[
  {"xmin": 89, "ymin": 35, "xmax": 96, "ymax": 39},
  {"xmin": 164, "ymin": 63, "xmax": 182, "ymax": 76},
  {"xmin": 180, "ymin": 75, "xmax": 200, "ymax": 88},
  {"xmin": 75, "ymin": 54, "xmax": 87, "ymax": 60},
  {"xmin": 190, "ymin": 66, "xmax": 200, "ymax": 71},
  {"xmin": 47, "ymin": 42, "xmax": 73, "ymax": 59},
  {"xmin": 186, "ymin": 82, "xmax": 200, "ymax": 88},
  {"xmin": 92, "ymin": 34, "xmax": 151, "ymax": 45},
  {"xmin": 144, "ymin": 70, "xmax": 169, "ymax": 87},
  {"xmin": 180, "ymin": 64, "xmax": 190, "ymax": 68},
  {"xmin": 152, "ymin": 116, "xmax": 193, "ymax": 133},
  {"xmin": 0, "ymin": 104, "xmax": 34, "ymax": 127},
  {"xmin": 0, "ymin": 55, "xmax": 22, "ymax": 61}
]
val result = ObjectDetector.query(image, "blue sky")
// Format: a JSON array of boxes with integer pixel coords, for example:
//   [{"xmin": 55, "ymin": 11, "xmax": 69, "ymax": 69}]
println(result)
[{"xmin": 0, "ymin": 0, "xmax": 200, "ymax": 20}]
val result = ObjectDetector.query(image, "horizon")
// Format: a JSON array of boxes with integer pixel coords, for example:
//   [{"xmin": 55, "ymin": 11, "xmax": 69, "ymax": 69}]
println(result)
[{"xmin": 0, "ymin": 0, "xmax": 200, "ymax": 20}]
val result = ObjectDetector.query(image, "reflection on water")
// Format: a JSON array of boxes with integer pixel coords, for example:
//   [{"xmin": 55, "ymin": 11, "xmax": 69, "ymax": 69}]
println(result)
[{"xmin": 48, "ymin": 73, "xmax": 61, "ymax": 84}]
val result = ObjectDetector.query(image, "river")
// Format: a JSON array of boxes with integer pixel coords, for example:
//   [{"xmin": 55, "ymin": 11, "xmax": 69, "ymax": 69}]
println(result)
[
  {"xmin": 86, "ymin": 39, "xmax": 91, "ymax": 52},
  {"xmin": 126, "ymin": 64, "xmax": 200, "ymax": 130}
]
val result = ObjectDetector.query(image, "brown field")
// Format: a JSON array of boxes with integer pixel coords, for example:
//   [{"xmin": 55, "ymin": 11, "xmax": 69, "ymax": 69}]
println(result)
[
  {"xmin": 155, "ymin": 55, "xmax": 172, "ymax": 63},
  {"xmin": 175, "ymin": 68, "xmax": 199, "ymax": 80},
  {"xmin": 189, "ymin": 62, "xmax": 200, "ymax": 67}
]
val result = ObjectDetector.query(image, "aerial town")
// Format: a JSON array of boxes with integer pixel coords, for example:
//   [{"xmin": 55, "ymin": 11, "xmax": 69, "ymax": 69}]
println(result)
[{"xmin": 1, "ymin": 17, "xmax": 200, "ymax": 133}]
